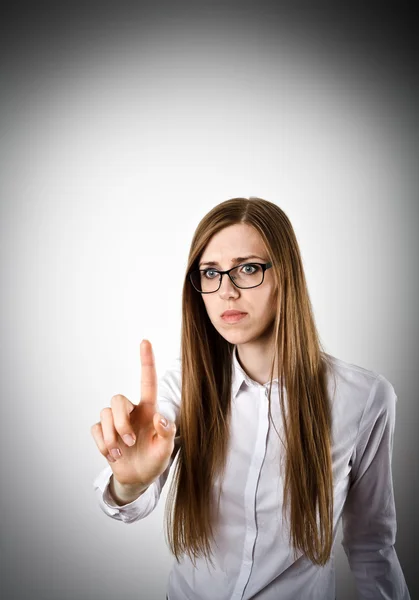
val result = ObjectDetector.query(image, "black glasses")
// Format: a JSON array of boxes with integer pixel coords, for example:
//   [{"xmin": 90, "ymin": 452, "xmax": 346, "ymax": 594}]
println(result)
[{"xmin": 189, "ymin": 262, "xmax": 272, "ymax": 294}]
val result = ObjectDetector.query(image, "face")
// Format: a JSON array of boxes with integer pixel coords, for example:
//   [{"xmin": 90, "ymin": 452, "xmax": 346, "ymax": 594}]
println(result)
[{"xmin": 198, "ymin": 223, "xmax": 278, "ymax": 345}]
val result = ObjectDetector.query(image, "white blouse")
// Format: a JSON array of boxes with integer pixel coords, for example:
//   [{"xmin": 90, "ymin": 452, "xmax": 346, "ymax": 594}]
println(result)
[{"xmin": 93, "ymin": 347, "xmax": 411, "ymax": 599}]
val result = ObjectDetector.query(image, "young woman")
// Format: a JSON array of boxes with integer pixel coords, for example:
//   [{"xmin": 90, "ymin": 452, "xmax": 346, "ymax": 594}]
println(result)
[{"xmin": 91, "ymin": 197, "xmax": 410, "ymax": 600}]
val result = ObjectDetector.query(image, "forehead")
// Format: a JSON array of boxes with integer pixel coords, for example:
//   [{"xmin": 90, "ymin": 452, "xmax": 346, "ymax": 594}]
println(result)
[{"xmin": 201, "ymin": 223, "xmax": 265, "ymax": 259}]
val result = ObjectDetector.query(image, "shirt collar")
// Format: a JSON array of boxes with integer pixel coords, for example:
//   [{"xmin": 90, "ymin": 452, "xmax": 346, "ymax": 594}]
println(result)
[{"xmin": 231, "ymin": 345, "xmax": 280, "ymax": 399}]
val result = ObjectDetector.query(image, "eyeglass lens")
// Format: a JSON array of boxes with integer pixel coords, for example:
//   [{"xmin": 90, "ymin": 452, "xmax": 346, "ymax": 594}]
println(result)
[{"xmin": 191, "ymin": 263, "xmax": 264, "ymax": 293}]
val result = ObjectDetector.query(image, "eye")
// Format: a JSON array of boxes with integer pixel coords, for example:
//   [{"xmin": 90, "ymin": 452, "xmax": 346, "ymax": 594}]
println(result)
[
  {"xmin": 241, "ymin": 263, "xmax": 260, "ymax": 274},
  {"xmin": 203, "ymin": 269, "xmax": 219, "ymax": 279}
]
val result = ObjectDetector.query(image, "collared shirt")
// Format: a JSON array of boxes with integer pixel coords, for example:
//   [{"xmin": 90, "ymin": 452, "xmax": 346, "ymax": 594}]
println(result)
[{"xmin": 93, "ymin": 347, "xmax": 411, "ymax": 600}]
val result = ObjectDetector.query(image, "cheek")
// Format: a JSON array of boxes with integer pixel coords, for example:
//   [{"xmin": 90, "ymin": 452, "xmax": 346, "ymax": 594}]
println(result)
[
  {"xmin": 202, "ymin": 297, "xmax": 215, "ymax": 315},
  {"xmin": 259, "ymin": 290, "xmax": 277, "ymax": 317},
  {"xmin": 255, "ymin": 286, "xmax": 274, "ymax": 305}
]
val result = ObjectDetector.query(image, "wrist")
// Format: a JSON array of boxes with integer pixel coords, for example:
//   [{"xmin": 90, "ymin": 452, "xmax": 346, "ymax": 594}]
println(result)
[{"xmin": 109, "ymin": 475, "xmax": 149, "ymax": 505}]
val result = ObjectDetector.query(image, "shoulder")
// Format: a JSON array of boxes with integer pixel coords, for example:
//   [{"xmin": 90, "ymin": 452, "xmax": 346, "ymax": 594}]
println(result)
[{"xmin": 322, "ymin": 352, "xmax": 397, "ymax": 426}]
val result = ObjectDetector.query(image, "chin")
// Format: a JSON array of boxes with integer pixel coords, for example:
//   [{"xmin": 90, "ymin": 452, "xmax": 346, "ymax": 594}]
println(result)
[{"xmin": 218, "ymin": 328, "xmax": 251, "ymax": 344}]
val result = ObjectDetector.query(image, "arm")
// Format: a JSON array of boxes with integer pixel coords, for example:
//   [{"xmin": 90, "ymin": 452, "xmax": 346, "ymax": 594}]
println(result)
[{"xmin": 341, "ymin": 375, "xmax": 410, "ymax": 599}]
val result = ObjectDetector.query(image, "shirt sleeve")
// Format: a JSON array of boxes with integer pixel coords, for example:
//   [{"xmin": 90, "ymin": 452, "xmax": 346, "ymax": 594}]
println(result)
[
  {"xmin": 93, "ymin": 446, "xmax": 176, "ymax": 524},
  {"xmin": 341, "ymin": 374, "xmax": 411, "ymax": 599}
]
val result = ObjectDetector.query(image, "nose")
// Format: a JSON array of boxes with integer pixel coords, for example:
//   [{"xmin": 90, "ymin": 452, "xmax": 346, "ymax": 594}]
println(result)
[{"xmin": 218, "ymin": 272, "xmax": 240, "ymax": 298}]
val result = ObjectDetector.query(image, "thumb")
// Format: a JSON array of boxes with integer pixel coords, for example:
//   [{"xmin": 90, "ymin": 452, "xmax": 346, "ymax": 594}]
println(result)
[{"xmin": 155, "ymin": 413, "xmax": 176, "ymax": 436}]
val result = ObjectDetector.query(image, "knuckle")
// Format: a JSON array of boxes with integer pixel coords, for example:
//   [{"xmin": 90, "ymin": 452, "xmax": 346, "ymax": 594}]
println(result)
[
  {"xmin": 103, "ymin": 433, "xmax": 117, "ymax": 448},
  {"xmin": 100, "ymin": 407, "xmax": 112, "ymax": 420},
  {"xmin": 111, "ymin": 394, "xmax": 124, "ymax": 405}
]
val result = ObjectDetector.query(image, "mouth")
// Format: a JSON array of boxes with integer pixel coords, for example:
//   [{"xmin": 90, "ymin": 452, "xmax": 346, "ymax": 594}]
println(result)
[{"xmin": 221, "ymin": 312, "xmax": 248, "ymax": 324}]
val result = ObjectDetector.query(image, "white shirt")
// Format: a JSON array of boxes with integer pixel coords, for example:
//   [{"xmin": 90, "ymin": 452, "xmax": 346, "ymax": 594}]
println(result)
[{"xmin": 93, "ymin": 348, "xmax": 411, "ymax": 600}]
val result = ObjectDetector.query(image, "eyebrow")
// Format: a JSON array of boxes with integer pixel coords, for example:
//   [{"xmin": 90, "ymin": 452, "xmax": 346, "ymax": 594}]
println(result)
[{"xmin": 199, "ymin": 255, "xmax": 266, "ymax": 268}]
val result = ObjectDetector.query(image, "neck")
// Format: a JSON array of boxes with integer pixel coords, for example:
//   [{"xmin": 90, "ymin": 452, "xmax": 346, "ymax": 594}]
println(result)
[{"xmin": 235, "ymin": 332, "xmax": 279, "ymax": 385}]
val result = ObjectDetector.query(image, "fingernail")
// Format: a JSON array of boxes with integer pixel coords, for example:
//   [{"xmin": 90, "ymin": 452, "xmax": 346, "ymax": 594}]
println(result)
[
  {"xmin": 159, "ymin": 416, "xmax": 168, "ymax": 428},
  {"xmin": 111, "ymin": 448, "xmax": 122, "ymax": 459},
  {"xmin": 123, "ymin": 434, "xmax": 136, "ymax": 446},
  {"xmin": 106, "ymin": 453, "xmax": 116, "ymax": 463}
]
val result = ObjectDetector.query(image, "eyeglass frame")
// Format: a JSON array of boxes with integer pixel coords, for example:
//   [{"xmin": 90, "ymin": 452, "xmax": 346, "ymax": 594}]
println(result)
[{"xmin": 189, "ymin": 261, "xmax": 273, "ymax": 294}]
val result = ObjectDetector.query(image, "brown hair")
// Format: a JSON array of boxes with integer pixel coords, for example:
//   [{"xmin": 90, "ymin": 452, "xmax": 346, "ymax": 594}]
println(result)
[{"xmin": 164, "ymin": 197, "xmax": 336, "ymax": 568}]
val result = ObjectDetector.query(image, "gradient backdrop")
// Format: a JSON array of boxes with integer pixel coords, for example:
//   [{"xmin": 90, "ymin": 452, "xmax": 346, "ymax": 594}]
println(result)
[{"xmin": 0, "ymin": 2, "xmax": 417, "ymax": 599}]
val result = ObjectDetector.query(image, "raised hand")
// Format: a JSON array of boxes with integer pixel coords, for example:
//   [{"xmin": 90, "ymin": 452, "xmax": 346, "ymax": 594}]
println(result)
[{"xmin": 91, "ymin": 339, "xmax": 177, "ymax": 490}]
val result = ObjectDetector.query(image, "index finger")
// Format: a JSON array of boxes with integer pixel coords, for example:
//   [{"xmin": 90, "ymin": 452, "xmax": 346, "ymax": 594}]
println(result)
[{"xmin": 140, "ymin": 339, "xmax": 157, "ymax": 406}]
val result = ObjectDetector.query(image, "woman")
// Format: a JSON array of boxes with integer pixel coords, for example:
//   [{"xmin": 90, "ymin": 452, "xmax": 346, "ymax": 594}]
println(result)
[{"xmin": 91, "ymin": 197, "xmax": 410, "ymax": 599}]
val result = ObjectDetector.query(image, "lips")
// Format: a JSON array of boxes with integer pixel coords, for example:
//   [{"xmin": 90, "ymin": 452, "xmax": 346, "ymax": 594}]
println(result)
[{"xmin": 221, "ymin": 310, "xmax": 247, "ymax": 317}]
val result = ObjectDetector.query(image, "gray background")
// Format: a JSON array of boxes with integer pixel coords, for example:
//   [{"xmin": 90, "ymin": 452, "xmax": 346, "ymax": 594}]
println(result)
[{"xmin": 0, "ymin": 2, "xmax": 417, "ymax": 599}]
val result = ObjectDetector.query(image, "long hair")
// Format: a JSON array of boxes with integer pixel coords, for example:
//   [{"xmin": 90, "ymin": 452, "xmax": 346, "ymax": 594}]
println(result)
[{"xmin": 164, "ymin": 197, "xmax": 336, "ymax": 568}]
